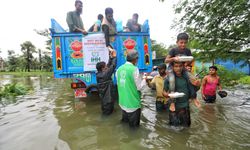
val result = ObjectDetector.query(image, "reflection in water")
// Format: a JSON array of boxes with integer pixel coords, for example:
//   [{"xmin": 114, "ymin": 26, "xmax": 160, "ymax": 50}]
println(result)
[{"xmin": 1, "ymin": 75, "xmax": 250, "ymax": 149}]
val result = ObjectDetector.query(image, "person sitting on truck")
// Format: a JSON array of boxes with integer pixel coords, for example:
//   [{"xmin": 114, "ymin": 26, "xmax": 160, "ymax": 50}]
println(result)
[
  {"xmin": 96, "ymin": 47, "xmax": 117, "ymax": 115},
  {"xmin": 88, "ymin": 14, "xmax": 104, "ymax": 32},
  {"xmin": 66, "ymin": 0, "xmax": 88, "ymax": 35},
  {"xmin": 102, "ymin": 7, "xmax": 116, "ymax": 47},
  {"xmin": 126, "ymin": 13, "xmax": 141, "ymax": 32}
]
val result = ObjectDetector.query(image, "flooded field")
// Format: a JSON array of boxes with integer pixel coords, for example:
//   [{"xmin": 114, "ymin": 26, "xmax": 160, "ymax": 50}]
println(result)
[{"xmin": 1, "ymin": 75, "xmax": 250, "ymax": 150}]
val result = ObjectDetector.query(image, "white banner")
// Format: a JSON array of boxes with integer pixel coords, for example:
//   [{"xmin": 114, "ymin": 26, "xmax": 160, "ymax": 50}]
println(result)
[{"xmin": 83, "ymin": 33, "xmax": 109, "ymax": 71}]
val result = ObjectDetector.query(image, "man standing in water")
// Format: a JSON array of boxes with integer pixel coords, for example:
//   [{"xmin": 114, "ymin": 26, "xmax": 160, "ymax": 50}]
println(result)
[
  {"xmin": 102, "ymin": 7, "xmax": 116, "ymax": 47},
  {"xmin": 201, "ymin": 66, "xmax": 222, "ymax": 103},
  {"xmin": 116, "ymin": 50, "xmax": 146, "ymax": 128},
  {"xmin": 66, "ymin": 0, "xmax": 88, "ymax": 35},
  {"xmin": 96, "ymin": 49, "xmax": 117, "ymax": 115},
  {"xmin": 163, "ymin": 61, "xmax": 199, "ymax": 127},
  {"xmin": 147, "ymin": 63, "xmax": 168, "ymax": 112}
]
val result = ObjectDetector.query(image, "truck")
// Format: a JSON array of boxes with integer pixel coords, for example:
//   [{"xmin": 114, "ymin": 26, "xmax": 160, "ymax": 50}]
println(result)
[{"xmin": 50, "ymin": 19, "xmax": 153, "ymax": 98}]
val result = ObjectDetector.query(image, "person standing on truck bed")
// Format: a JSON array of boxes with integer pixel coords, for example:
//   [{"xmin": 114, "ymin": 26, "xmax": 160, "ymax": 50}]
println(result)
[
  {"xmin": 88, "ymin": 14, "xmax": 104, "ymax": 32},
  {"xmin": 66, "ymin": 0, "xmax": 88, "ymax": 35},
  {"xmin": 102, "ymin": 7, "xmax": 116, "ymax": 47},
  {"xmin": 126, "ymin": 13, "xmax": 141, "ymax": 32}
]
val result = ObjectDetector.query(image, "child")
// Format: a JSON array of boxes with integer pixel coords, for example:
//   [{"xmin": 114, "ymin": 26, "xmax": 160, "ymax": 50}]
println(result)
[
  {"xmin": 147, "ymin": 63, "xmax": 168, "ymax": 111},
  {"xmin": 96, "ymin": 48, "xmax": 117, "ymax": 115},
  {"xmin": 163, "ymin": 61, "xmax": 200, "ymax": 127},
  {"xmin": 165, "ymin": 32, "xmax": 192, "ymax": 66},
  {"xmin": 185, "ymin": 63, "xmax": 201, "ymax": 89},
  {"xmin": 201, "ymin": 66, "xmax": 222, "ymax": 103}
]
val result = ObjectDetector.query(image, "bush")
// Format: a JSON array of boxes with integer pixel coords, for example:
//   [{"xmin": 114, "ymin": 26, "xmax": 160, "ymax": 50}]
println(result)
[
  {"xmin": 0, "ymin": 83, "xmax": 29, "ymax": 98},
  {"xmin": 239, "ymin": 76, "xmax": 250, "ymax": 85},
  {"xmin": 195, "ymin": 65, "xmax": 246, "ymax": 86}
]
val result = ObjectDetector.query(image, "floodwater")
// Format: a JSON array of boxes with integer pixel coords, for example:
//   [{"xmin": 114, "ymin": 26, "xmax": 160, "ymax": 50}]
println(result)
[{"xmin": 0, "ymin": 75, "xmax": 250, "ymax": 150}]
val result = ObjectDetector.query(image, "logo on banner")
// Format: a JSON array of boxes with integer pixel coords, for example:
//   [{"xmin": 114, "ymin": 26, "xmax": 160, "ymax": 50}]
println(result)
[{"xmin": 91, "ymin": 51, "xmax": 101, "ymax": 62}]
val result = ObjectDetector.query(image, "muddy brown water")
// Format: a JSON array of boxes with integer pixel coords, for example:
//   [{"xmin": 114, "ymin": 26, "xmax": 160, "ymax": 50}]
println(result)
[{"xmin": 0, "ymin": 75, "xmax": 250, "ymax": 150}]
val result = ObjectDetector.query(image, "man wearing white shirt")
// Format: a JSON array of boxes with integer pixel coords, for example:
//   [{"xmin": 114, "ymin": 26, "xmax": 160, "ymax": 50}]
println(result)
[{"xmin": 116, "ymin": 50, "xmax": 146, "ymax": 128}]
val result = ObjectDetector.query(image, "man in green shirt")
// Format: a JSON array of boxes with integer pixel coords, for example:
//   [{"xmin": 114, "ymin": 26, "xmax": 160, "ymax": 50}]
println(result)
[
  {"xmin": 116, "ymin": 50, "xmax": 146, "ymax": 128},
  {"xmin": 163, "ymin": 61, "xmax": 199, "ymax": 127},
  {"xmin": 66, "ymin": 0, "xmax": 88, "ymax": 35}
]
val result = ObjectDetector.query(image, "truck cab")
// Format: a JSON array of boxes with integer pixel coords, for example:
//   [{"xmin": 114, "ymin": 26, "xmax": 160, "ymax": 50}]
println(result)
[{"xmin": 50, "ymin": 19, "xmax": 153, "ymax": 98}]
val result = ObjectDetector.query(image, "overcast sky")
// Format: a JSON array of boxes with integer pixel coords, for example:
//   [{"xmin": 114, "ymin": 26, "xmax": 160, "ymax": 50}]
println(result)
[{"xmin": 0, "ymin": 0, "xmax": 180, "ymax": 58}]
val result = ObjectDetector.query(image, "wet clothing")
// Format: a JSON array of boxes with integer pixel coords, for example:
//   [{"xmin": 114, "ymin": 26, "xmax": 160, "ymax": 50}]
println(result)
[
  {"xmin": 202, "ymin": 75, "xmax": 219, "ymax": 103},
  {"xmin": 117, "ymin": 61, "xmax": 145, "ymax": 127},
  {"xmin": 204, "ymin": 95, "xmax": 216, "ymax": 103},
  {"xmin": 102, "ymin": 17, "xmax": 116, "ymax": 47},
  {"xmin": 164, "ymin": 72, "xmax": 196, "ymax": 110},
  {"xmin": 149, "ymin": 75, "xmax": 168, "ymax": 111},
  {"xmin": 96, "ymin": 57, "xmax": 117, "ymax": 115},
  {"xmin": 121, "ymin": 108, "xmax": 141, "ymax": 128},
  {"xmin": 126, "ymin": 19, "xmax": 141, "ymax": 32},
  {"xmin": 164, "ymin": 72, "xmax": 196, "ymax": 127},
  {"xmin": 66, "ymin": 11, "xmax": 84, "ymax": 32},
  {"xmin": 203, "ymin": 76, "xmax": 219, "ymax": 96},
  {"xmin": 169, "ymin": 107, "xmax": 191, "ymax": 127}
]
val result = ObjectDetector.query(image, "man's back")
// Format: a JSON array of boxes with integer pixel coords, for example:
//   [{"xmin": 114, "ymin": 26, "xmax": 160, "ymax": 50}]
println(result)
[{"xmin": 117, "ymin": 63, "xmax": 140, "ymax": 109}]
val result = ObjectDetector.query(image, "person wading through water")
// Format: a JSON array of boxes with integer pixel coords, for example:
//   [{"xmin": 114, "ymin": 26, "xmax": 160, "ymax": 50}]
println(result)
[
  {"xmin": 96, "ymin": 48, "xmax": 117, "ymax": 115},
  {"xmin": 116, "ymin": 50, "xmax": 146, "ymax": 128}
]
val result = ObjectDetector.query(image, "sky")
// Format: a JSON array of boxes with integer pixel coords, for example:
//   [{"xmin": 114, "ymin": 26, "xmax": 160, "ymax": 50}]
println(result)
[{"xmin": 0, "ymin": 0, "xmax": 179, "ymax": 59}]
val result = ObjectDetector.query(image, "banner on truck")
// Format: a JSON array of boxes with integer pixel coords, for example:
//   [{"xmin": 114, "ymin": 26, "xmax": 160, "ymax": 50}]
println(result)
[{"xmin": 83, "ymin": 33, "xmax": 109, "ymax": 71}]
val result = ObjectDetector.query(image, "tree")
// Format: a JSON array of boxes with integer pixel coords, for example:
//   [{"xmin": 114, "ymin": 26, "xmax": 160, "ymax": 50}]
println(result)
[
  {"xmin": 7, "ymin": 50, "xmax": 18, "ymax": 71},
  {"xmin": 20, "ymin": 41, "xmax": 37, "ymax": 72},
  {"xmin": 151, "ymin": 40, "xmax": 169, "ymax": 58},
  {"xmin": 38, "ymin": 49, "xmax": 42, "ymax": 70},
  {"xmin": 41, "ymin": 52, "xmax": 52, "ymax": 71},
  {"xmin": 174, "ymin": 0, "xmax": 250, "ymax": 64},
  {"xmin": 34, "ymin": 29, "xmax": 52, "ymax": 51}
]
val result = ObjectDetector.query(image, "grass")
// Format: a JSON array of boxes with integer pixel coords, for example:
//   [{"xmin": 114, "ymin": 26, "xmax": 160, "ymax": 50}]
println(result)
[
  {"xmin": 239, "ymin": 76, "xmax": 250, "ymax": 85},
  {"xmin": 0, "ymin": 71, "xmax": 53, "ymax": 77}
]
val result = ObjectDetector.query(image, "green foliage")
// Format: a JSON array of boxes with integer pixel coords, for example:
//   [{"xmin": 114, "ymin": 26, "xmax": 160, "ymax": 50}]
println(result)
[
  {"xmin": 151, "ymin": 40, "xmax": 168, "ymax": 58},
  {"xmin": 196, "ymin": 65, "xmax": 247, "ymax": 86},
  {"xmin": 20, "ymin": 41, "xmax": 37, "ymax": 72},
  {"xmin": 7, "ymin": 50, "xmax": 18, "ymax": 71},
  {"xmin": 34, "ymin": 29, "xmax": 52, "ymax": 51},
  {"xmin": 0, "ymin": 83, "xmax": 29, "ymax": 98},
  {"xmin": 151, "ymin": 40, "xmax": 176, "ymax": 58},
  {"xmin": 174, "ymin": 0, "xmax": 250, "ymax": 64},
  {"xmin": 239, "ymin": 76, "xmax": 250, "ymax": 85}
]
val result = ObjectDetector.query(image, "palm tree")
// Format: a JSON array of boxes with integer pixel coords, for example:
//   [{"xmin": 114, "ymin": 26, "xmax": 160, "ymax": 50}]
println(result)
[{"xmin": 21, "ymin": 41, "xmax": 36, "ymax": 72}]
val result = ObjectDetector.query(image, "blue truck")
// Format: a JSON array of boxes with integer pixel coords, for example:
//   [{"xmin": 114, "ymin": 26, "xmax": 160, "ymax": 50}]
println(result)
[{"xmin": 50, "ymin": 19, "xmax": 153, "ymax": 98}]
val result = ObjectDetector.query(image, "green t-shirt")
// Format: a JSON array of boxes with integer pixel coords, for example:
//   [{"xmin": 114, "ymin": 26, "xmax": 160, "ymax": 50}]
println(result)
[
  {"xmin": 164, "ymin": 75, "xmax": 190, "ymax": 109},
  {"xmin": 66, "ymin": 11, "xmax": 84, "ymax": 32}
]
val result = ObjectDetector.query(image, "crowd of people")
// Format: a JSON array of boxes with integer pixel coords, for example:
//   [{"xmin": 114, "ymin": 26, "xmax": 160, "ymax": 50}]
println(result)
[
  {"xmin": 66, "ymin": 0, "xmax": 142, "ymax": 47},
  {"xmin": 67, "ymin": 0, "xmax": 225, "ymax": 129}
]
